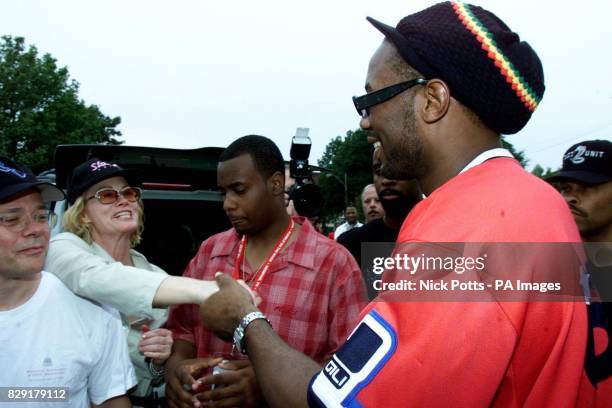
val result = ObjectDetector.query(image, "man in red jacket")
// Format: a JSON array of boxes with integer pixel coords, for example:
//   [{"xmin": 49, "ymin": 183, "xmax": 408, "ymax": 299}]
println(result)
[{"xmin": 198, "ymin": 2, "xmax": 593, "ymax": 406}]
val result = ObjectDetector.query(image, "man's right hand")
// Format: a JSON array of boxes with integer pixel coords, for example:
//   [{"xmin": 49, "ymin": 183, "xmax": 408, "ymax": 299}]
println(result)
[
  {"xmin": 165, "ymin": 357, "xmax": 222, "ymax": 408},
  {"xmin": 199, "ymin": 274, "xmax": 259, "ymax": 342}
]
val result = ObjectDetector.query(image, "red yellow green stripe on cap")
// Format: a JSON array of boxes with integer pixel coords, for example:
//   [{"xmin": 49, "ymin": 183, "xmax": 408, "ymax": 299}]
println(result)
[{"xmin": 451, "ymin": 1, "xmax": 540, "ymax": 112}]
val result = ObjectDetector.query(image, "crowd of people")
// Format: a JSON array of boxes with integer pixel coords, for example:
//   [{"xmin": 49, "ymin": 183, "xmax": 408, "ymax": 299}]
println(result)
[{"xmin": 1, "ymin": 1, "xmax": 611, "ymax": 407}]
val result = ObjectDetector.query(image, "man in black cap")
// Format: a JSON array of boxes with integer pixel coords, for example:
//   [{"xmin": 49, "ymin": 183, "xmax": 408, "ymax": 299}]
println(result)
[
  {"xmin": 0, "ymin": 156, "xmax": 136, "ymax": 407},
  {"xmin": 550, "ymin": 140, "xmax": 612, "ymax": 242},
  {"xmin": 550, "ymin": 139, "xmax": 612, "ymax": 402},
  {"xmin": 196, "ymin": 2, "xmax": 593, "ymax": 406}
]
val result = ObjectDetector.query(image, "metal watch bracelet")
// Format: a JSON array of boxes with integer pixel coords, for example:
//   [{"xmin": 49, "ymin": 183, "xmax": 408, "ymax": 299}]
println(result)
[{"xmin": 233, "ymin": 311, "xmax": 271, "ymax": 355}]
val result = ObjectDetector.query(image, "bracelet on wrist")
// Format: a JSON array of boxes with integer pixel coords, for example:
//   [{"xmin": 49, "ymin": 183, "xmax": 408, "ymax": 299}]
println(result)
[
  {"xmin": 147, "ymin": 359, "xmax": 165, "ymax": 378},
  {"xmin": 233, "ymin": 311, "xmax": 272, "ymax": 355}
]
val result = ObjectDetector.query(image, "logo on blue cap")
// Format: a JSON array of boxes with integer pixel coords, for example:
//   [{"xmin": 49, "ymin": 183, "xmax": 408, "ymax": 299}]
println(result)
[{"xmin": 0, "ymin": 160, "xmax": 27, "ymax": 179}]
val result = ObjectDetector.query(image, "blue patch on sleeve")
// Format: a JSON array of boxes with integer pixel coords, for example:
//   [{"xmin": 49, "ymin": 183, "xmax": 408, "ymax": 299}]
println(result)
[
  {"xmin": 335, "ymin": 324, "xmax": 383, "ymax": 372},
  {"xmin": 307, "ymin": 309, "xmax": 397, "ymax": 407}
]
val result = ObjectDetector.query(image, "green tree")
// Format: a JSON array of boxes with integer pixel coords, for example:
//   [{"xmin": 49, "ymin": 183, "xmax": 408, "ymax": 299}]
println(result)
[
  {"xmin": 501, "ymin": 137, "xmax": 528, "ymax": 168},
  {"xmin": 531, "ymin": 164, "xmax": 557, "ymax": 179},
  {"xmin": 0, "ymin": 36, "xmax": 122, "ymax": 173},
  {"xmin": 317, "ymin": 129, "xmax": 373, "ymax": 220}
]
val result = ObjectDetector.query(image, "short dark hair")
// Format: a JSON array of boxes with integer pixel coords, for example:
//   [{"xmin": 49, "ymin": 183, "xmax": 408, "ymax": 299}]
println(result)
[
  {"xmin": 385, "ymin": 40, "xmax": 422, "ymax": 80},
  {"xmin": 219, "ymin": 135, "xmax": 285, "ymax": 180}
]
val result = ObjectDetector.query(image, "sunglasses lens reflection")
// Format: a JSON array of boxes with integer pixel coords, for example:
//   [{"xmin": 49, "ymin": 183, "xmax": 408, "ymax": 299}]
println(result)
[
  {"xmin": 122, "ymin": 188, "xmax": 140, "ymax": 201},
  {"xmin": 95, "ymin": 187, "xmax": 141, "ymax": 204},
  {"xmin": 98, "ymin": 190, "xmax": 119, "ymax": 204}
]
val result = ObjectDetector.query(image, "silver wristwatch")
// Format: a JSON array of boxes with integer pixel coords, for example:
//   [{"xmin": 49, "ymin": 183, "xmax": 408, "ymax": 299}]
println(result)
[{"xmin": 233, "ymin": 311, "xmax": 271, "ymax": 355}]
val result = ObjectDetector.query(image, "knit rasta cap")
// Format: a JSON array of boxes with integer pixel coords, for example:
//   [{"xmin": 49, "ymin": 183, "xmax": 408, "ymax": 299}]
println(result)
[{"xmin": 367, "ymin": 1, "xmax": 545, "ymax": 135}]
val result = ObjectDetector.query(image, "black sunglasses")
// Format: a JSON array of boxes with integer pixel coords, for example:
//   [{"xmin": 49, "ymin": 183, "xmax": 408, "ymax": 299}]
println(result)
[{"xmin": 353, "ymin": 78, "xmax": 427, "ymax": 118}]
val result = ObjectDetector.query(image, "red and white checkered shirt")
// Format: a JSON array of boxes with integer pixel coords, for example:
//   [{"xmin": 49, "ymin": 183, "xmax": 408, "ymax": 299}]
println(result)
[{"xmin": 166, "ymin": 216, "xmax": 368, "ymax": 363}]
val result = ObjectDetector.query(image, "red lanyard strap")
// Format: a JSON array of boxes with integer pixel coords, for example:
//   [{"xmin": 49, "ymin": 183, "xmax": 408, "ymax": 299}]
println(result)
[{"xmin": 233, "ymin": 219, "xmax": 295, "ymax": 291}]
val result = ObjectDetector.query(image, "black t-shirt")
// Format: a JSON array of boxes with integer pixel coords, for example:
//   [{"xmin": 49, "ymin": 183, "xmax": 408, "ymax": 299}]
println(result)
[{"xmin": 337, "ymin": 218, "xmax": 399, "ymax": 300}]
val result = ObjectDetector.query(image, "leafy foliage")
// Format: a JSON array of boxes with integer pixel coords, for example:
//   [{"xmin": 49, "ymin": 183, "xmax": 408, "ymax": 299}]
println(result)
[
  {"xmin": 317, "ymin": 129, "xmax": 373, "ymax": 220},
  {"xmin": 0, "ymin": 36, "xmax": 122, "ymax": 173},
  {"xmin": 531, "ymin": 164, "xmax": 557, "ymax": 179},
  {"xmin": 501, "ymin": 137, "xmax": 528, "ymax": 168}
]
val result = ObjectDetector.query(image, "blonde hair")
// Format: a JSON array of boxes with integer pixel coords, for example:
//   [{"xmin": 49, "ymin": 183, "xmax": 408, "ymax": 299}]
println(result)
[{"xmin": 62, "ymin": 195, "xmax": 145, "ymax": 248}]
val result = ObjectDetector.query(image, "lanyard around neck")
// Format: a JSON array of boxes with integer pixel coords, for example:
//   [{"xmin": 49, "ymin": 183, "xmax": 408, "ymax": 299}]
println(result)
[{"xmin": 232, "ymin": 218, "xmax": 295, "ymax": 291}]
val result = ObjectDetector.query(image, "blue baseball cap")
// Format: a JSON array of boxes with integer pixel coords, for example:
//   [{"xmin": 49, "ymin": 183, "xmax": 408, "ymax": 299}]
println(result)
[{"xmin": 0, "ymin": 156, "xmax": 65, "ymax": 203}]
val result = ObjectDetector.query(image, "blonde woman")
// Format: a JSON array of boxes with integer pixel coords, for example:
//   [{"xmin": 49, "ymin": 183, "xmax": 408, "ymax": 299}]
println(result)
[{"xmin": 45, "ymin": 158, "xmax": 218, "ymax": 406}]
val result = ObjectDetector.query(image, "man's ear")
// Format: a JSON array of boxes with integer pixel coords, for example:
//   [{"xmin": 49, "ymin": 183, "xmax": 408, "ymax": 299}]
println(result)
[
  {"xmin": 268, "ymin": 171, "xmax": 285, "ymax": 196},
  {"xmin": 420, "ymin": 79, "xmax": 451, "ymax": 124}
]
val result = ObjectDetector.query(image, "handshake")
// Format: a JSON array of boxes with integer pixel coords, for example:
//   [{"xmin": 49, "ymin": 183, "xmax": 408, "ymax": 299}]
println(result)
[{"xmin": 165, "ymin": 274, "xmax": 263, "ymax": 408}]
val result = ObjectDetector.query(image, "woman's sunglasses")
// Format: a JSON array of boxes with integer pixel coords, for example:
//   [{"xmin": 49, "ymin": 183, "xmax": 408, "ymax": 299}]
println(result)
[{"xmin": 86, "ymin": 186, "xmax": 142, "ymax": 205}]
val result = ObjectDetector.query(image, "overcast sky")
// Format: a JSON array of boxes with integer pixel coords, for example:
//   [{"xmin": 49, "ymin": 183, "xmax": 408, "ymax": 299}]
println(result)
[{"xmin": 3, "ymin": 0, "xmax": 611, "ymax": 171}]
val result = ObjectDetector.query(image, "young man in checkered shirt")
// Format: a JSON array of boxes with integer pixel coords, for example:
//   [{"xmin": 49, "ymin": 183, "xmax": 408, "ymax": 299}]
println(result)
[{"xmin": 164, "ymin": 135, "xmax": 367, "ymax": 407}]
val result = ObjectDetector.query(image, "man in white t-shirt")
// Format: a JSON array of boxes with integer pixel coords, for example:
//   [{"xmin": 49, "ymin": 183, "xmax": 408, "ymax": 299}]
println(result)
[
  {"xmin": 0, "ymin": 155, "xmax": 136, "ymax": 407},
  {"xmin": 333, "ymin": 206, "xmax": 363, "ymax": 240}
]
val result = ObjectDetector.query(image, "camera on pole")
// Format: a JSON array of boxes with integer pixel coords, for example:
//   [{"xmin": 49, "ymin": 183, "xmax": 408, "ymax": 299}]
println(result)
[{"xmin": 288, "ymin": 128, "xmax": 324, "ymax": 217}]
